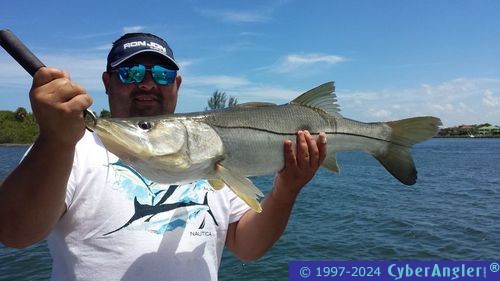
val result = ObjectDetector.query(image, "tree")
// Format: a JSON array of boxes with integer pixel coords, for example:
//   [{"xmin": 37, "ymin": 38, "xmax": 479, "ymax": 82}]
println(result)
[
  {"xmin": 99, "ymin": 109, "xmax": 111, "ymax": 118},
  {"xmin": 14, "ymin": 107, "xmax": 28, "ymax": 122},
  {"xmin": 227, "ymin": 96, "xmax": 238, "ymax": 108},
  {"xmin": 206, "ymin": 90, "xmax": 238, "ymax": 110}
]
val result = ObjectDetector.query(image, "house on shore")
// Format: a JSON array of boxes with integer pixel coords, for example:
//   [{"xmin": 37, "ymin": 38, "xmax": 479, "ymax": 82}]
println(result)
[{"xmin": 478, "ymin": 125, "xmax": 500, "ymax": 136}]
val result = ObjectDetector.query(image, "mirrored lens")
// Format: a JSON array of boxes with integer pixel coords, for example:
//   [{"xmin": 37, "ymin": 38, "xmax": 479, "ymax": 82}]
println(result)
[
  {"xmin": 118, "ymin": 65, "xmax": 146, "ymax": 84},
  {"xmin": 116, "ymin": 65, "xmax": 176, "ymax": 85},
  {"xmin": 151, "ymin": 65, "xmax": 177, "ymax": 85}
]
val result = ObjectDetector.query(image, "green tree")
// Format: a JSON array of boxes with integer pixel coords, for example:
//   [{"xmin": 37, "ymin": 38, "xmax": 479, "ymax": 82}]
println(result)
[
  {"xmin": 477, "ymin": 123, "xmax": 491, "ymax": 127},
  {"xmin": 227, "ymin": 96, "xmax": 238, "ymax": 108},
  {"xmin": 0, "ymin": 110, "xmax": 38, "ymax": 144},
  {"xmin": 14, "ymin": 107, "xmax": 28, "ymax": 121},
  {"xmin": 100, "ymin": 109, "xmax": 111, "ymax": 118},
  {"xmin": 206, "ymin": 90, "xmax": 238, "ymax": 110}
]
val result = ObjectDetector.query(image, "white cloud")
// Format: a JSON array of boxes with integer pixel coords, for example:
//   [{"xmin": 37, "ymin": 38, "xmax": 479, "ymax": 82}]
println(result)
[
  {"xmin": 41, "ymin": 55, "xmax": 106, "ymax": 87},
  {"xmin": 286, "ymin": 54, "xmax": 345, "ymax": 65},
  {"xmin": 195, "ymin": 8, "xmax": 270, "ymax": 23},
  {"xmin": 184, "ymin": 75, "xmax": 250, "ymax": 89},
  {"xmin": 369, "ymin": 109, "xmax": 391, "ymax": 118},
  {"xmin": 177, "ymin": 80, "xmax": 304, "ymax": 112},
  {"xmin": 483, "ymin": 89, "xmax": 500, "ymax": 107},
  {"xmin": 231, "ymin": 85, "xmax": 300, "ymax": 102},
  {"xmin": 267, "ymin": 53, "xmax": 346, "ymax": 73},
  {"xmin": 0, "ymin": 52, "xmax": 110, "ymax": 112},
  {"xmin": 430, "ymin": 103, "xmax": 454, "ymax": 112},
  {"xmin": 338, "ymin": 78, "xmax": 500, "ymax": 126},
  {"xmin": 123, "ymin": 26, "xmax": 146, "ymax": 33},
  {"xmin": 0, "ymin": 61, "xmax": 31, "ymax": 86},
  {"xmin": 177, "ymin": 59, "xmax": 195, "ymax": 70},
  {"xmin": 69, "ymin": 31, "xmax": 117, "ymax": 40}
]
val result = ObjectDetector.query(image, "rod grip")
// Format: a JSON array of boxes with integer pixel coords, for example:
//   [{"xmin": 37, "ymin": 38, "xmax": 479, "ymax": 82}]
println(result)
[{"xmin": 0, "ymin": 29, "xmax": 45, "ymax": 76}]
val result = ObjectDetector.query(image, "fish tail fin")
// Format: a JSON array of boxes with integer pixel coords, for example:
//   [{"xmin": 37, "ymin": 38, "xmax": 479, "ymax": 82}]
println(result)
[
  {"xmin": 215, "ymin": 163, "xmax": 264, "ymax": 213},
  {"xmin": 375, "ymin": 116, "xmax": 442, "ymax": 185}
]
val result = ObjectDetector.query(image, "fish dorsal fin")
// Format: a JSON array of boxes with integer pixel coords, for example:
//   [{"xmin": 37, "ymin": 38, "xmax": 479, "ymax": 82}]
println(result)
[
  {"xmin": 235, "ymin": 102, "xmax": 277, "ymax": 108},
  {"xmin": 290, "ymin": 82, "xmax": 341, "ymax": 116}
]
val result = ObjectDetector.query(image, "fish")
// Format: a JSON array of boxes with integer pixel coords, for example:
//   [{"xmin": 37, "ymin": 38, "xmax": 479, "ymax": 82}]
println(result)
[{"xmin": 85, "ymin": 82, "xmax": 442, "ymax": 213}]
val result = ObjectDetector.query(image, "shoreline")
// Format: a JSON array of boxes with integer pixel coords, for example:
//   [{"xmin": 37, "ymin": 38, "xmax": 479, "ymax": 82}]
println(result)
[
  {"xmin": 434, "ymin": 135, "xmax": 500, "ymax": 139},
  {"xmin": 0, "ymin": 143, "xmax": 31, "ymax": 147}
]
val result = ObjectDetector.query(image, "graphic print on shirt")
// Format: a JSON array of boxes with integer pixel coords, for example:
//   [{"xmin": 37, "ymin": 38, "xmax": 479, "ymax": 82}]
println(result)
[{"xmin": 103, "ymin": 160, "xmax": 218, "ymax": 236}]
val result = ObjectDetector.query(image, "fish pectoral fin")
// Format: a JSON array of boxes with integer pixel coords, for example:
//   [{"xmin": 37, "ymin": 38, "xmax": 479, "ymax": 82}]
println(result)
[
  {"xmin": 215, "ymin": 164, "xmax": 264, "ymax": 213},
  {"xmin": 208, "ymin": 179, "xmax": 225, "ymax": 190},
  {"xmin": 322, "ymin": 153, "xmax": 340, "ymax": 173}
]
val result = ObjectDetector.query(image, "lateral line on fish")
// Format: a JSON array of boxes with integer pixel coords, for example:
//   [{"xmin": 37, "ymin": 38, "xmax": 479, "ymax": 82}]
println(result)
[{"xmin": 210, "ymin": 125, "xmax": 409, "ymax": 147}]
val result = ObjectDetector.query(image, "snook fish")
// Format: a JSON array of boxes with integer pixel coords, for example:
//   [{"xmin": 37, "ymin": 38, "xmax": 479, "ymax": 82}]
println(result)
[{"xmin": 86, "ymin": 82, "xmax": 442, "ymax": 212}]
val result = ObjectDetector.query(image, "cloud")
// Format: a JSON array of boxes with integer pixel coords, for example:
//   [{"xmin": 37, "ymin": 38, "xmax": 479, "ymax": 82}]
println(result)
[
  {"xmin": 70, "ymin": 31, "xmax": 119, "ymax": 40},
  {"xmin": 93, "ymin": 43, "xmax": 113, "ymax": 51},
  {"xmin": 338, "ymin": 78, "xmax": 500, "ymax": 126},
  {"xmin": 177, "ymin": 59, "xmax": 196, "ymax": 70},
  {"xmin": 183, "ymin": 75, "xmax": 250, "ymax": 89},
  {"xmin": 430, "ymin": 103, "xmax": 454, "ymax": 112},
  {"xmin": 286, "ymin": 54, "xmax": 345, "ymax": 65},
  {"xmin": 0, "ymin": 51, "xmax": 110, "ymax": 112},
  {"xmin": 230, "ymin": 85, "xmax": 300, "ymax": 102},
  {"xmin": 177, "ymin": 78, "xmax": 304, "ymax": 112},
  {"xmin": 123, "ymin": 26, "xmax": 146, "ymax": 33},
  {"xmin": 177, "ymin": 79, "xmax": 301, "ymax": 113},
  {"xmin": 195, "ymin": 8, "xmax": 270, "ymax": 23},
  {"xmin": 0, "ymin": 61, "xmax": 31, "ymax": 86},
  {"xmin": 483, "ymin": 89, "xmax": 500, "ymax": 107},
  {"xmin": 369, "ymin": 109, "xmax": 391, "ymax": 118},
  {"xmin": 267, "ymin": 53, "xmax": 346, "ymax": 73}
]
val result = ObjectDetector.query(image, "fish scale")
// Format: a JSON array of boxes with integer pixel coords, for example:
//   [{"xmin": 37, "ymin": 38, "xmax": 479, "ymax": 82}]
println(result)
[{"xmin": 202, "ymin": 104, "xmax": 334, "ymax": 134}]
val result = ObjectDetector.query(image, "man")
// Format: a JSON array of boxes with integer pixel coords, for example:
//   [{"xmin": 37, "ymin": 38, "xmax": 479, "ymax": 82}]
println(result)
[{"xmin": 0, "ymin": 32, "xmax": 326, "ymax": 280}]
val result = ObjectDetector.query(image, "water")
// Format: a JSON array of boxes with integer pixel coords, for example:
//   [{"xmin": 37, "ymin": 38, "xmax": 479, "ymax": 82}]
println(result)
[{"xmin": 1, "ymin": 139, "xmax": 499, "ymax": 280}]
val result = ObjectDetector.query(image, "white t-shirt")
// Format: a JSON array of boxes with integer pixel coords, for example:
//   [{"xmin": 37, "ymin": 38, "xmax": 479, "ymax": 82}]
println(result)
[{"xmin": 46, "ymin": 131, "xmax": 250, "ymax": 281}]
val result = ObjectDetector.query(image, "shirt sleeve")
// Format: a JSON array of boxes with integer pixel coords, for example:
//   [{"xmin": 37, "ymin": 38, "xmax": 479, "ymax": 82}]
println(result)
[
  {"xmin": 226, "ymin": 187, "xmax": 252, "ymax": 224},
  {"xmin": 64, "ymin": 161, "xmax": 78, "ymax": 209}
]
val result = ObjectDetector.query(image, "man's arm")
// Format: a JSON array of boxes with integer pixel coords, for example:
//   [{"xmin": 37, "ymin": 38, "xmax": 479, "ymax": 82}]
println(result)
[
  {"xmin": 226, "ymin": 130, "xmax": 327, "ymax": 261},
  {"xmin": 0, "ymin": 67, "xmax": 91, "ymax": 248}
]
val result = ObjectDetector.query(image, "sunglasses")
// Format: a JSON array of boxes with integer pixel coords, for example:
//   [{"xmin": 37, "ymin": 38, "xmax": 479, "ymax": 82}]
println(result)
[{"xmin": 110, "ymin": 64, "xmax": 177, "ymax": 85}]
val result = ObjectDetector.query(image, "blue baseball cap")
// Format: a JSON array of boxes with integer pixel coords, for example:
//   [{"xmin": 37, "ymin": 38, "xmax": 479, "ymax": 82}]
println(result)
[{"xmin": 107, "ymin": 32, "xmax": 179, "ymax": 71}]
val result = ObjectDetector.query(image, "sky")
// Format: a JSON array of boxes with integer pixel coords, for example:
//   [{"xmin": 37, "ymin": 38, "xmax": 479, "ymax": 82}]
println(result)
[{"xmin": 0, "ymin": 0, "xmax": 499, "ymax": 127}]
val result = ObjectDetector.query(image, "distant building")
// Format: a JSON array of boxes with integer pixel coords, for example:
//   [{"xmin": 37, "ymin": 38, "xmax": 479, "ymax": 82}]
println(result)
[
  {"xmin": 478, "ymin": 125, "xmax": 500, "ymax": 135},
  {"xmin": 438, "ymin": 124, "xmax": 476, "ymax": 136}
]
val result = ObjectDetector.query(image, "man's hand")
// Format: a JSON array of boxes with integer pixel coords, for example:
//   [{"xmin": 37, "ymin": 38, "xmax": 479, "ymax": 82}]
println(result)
[
  {"xmin": 272, "ymin": 130, "xmax": 327, "ymax": 203},
  {"xmin": 30, "ymin": 67, "xmax": 92, "ymax": 146}
]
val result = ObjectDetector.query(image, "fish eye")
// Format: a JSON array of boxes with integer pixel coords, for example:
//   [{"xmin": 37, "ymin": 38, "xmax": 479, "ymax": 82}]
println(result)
[{"xmin": 137, "ymin": 120, "xmax": 152, "ymax": 130}]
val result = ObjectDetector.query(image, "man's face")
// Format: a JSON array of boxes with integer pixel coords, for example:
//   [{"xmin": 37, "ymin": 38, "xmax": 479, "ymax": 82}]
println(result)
[{"xmin": 102, "ymin": 53, "xmax": 182, "ymax": 118}]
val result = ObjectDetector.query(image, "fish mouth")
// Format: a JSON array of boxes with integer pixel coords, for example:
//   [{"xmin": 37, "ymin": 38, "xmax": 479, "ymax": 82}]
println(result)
[{"xmin": 93, "ymin": 118, "xmax": 149, "ymax": 157}]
